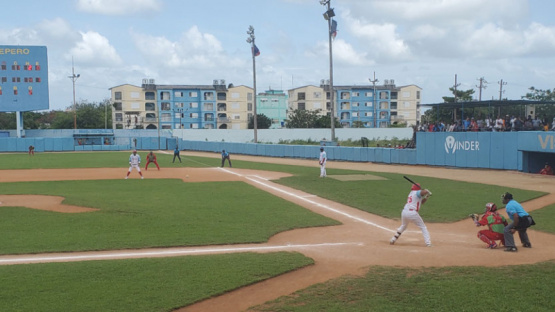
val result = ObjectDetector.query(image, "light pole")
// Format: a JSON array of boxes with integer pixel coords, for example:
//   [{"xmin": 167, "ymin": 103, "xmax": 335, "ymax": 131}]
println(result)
[
  {"xmin": 320, "ymin": 0, "xmax": 336, "ymax": 141},
  {"xmin": 246, "ymin": 25, "xmax": 258, "ymax": 143},
  {"xmin": 68, "ymin": 59, "xmax": 80, "ymax": 130},
  {"xmin": 369, "ymin": 72, "xmax": 378, "ymax": 128}
]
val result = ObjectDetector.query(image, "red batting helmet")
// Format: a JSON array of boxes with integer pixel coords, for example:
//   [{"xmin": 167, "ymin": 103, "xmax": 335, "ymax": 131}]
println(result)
[
  {"xmin": 411, "ymin": 183, "xmax": 421, "ymax": 191},
  {"xmin": 486, "ymin": 203, "xmax": 497, "ymax": 212}
]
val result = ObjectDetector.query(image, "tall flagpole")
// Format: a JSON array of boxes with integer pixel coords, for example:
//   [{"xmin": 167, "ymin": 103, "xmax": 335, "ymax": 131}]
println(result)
[{"xmin": 247, "ymin": 25, "xmax": 258, "ymax": 143}]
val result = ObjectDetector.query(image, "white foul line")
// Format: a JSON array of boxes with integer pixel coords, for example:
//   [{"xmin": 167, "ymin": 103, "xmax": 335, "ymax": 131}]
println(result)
[
  {"xmin": 220, "ymin": 168, "xmax": 396, "ymax": 233},
  {"xmin": 0, "ymin": 242, "xmax": 361, "ymax": 265}
]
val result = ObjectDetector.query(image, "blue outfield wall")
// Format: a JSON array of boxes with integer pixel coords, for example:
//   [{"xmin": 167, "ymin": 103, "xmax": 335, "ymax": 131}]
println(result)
[{"xmin": 2, "ymin": 131, "xmax": 555, "ymax": 171}]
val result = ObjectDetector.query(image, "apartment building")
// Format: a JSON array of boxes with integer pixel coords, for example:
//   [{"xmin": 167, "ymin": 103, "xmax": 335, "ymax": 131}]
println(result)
[
  {"xmin": 110, "ymin": 80, "xmax": 254, "ymax": 130},
  {"xmin": 287, "ymin": 85, "xmax": 328, "ymax": 114},
  {"xmin": 222, "ymin": 85, "xmax": 254, "ymax": 130},
  {"xmin": 110, "ymin": 81, "xmax": 157, "ymax": 130},
  {"xmin": 257, "ymin": 89, "xmax": 288, "ymax": 129}
]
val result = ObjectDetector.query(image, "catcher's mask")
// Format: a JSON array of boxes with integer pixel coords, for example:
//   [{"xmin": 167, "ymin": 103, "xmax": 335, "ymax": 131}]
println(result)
[
  {"xmin": 411, "ymin": 183, "xmax": 421, "ymax": 191},
  {"xmin": 486, "ymin": 202, "xmax": 497, "ymax": 212}
]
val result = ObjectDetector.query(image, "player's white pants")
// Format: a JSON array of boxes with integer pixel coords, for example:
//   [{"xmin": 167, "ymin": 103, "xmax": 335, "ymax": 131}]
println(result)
[
  {"xmin": 396, "ymin": 210, "xmax": 431, "ymax": 245},
  {"xmin": 129, "ymin": 164, "xmax": 141, "ymax": 172},
  {"xmin": 320, "ymin": 163, "xmax": 326, "ymax": 177}
]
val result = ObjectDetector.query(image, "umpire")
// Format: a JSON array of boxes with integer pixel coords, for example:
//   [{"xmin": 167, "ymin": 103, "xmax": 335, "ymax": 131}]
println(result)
[
  {"xmin": 502, "ymin": 192, "xmax": 535, "ymax": 252},
  {"xmin": 221, "ymin": 149, "xmax": 232, "ymax": 167}
]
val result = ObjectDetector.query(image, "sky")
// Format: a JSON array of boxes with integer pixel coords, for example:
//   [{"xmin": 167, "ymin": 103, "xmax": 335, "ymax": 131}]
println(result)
[{"xmin": 1, "ymin": 0, "xmax": 555, "ymax": 112}]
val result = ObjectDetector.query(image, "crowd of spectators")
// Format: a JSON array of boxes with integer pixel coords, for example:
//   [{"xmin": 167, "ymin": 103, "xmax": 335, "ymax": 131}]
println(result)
[{"xmin": 419, "ymin": 115, "xmax": 555, "ymax": 132}]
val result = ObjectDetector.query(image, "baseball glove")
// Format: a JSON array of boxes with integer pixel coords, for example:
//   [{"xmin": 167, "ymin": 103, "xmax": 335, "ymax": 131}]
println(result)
[{"xmin": 469, "ymin": 213, "xmax": 480, "ymax": 222}]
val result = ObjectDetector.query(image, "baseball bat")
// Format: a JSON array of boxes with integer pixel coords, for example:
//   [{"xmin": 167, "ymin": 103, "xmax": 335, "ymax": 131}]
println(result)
[{"xmin": 403, "ymin": 175, "xmax": 418, "ymax": 186}]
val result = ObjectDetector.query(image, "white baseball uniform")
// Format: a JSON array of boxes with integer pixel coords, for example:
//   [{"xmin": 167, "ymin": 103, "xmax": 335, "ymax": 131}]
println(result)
[
  {"xmin": 391, "ymin": 190, "xmax": 431, "ymax": 246},
  {"xmin": 319, "ymin": 150, "xmax": 327, "ymax": 177},
  {"xmin": 128, "ymin": 153, "xmax": 142, "ymax": 173}
]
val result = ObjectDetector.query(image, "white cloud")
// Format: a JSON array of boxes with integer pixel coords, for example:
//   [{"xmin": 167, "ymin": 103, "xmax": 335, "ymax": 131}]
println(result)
[
  {"xmin": 76, "ymin": 0, "xmax": 161, "ymax": 15},
  {"xmin": 132, "ymin": 26, "xmax": 244, "ymax": 74},
  {"xmin": 68, "ymin": 31, "xmax": 122, "ymax": 66}
]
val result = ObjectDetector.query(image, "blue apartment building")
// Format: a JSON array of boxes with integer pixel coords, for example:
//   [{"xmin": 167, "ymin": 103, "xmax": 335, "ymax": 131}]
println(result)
[
  {"xmin": 335, "ymin": 86, "xmax": 391, "ymax": 128},
  {"xmin": 156, "ymin": 83, "xmax": 223, "ymax": 129}
]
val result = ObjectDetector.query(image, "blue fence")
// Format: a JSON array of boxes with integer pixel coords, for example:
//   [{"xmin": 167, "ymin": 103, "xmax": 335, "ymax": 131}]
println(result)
[{"xmin": 2, "ymin": 131, "xmax": 555, "ymax": 172}]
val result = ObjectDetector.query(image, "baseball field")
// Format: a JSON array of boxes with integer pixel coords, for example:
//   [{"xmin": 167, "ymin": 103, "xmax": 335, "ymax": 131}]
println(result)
[{"xmin": 0, "ymin": 151, "xmax": 554, "ymax": 311}]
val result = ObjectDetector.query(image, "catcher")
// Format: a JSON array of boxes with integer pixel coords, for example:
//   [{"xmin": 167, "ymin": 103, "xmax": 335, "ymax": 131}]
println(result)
[{"xmin": 471, "ymin": 203, "xmax": 508, "ymax": 249}]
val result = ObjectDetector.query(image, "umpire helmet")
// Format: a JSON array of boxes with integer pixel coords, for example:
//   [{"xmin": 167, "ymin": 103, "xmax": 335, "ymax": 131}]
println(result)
[{"xmin": 486, "ymin": 203, "xmax": 497, "ymax": 212}]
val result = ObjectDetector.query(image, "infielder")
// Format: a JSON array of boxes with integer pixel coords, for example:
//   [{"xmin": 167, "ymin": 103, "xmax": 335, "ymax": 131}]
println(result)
[
  {"xmin": 390, "ymin": 183, "xmax": 432, "ymax": 247},
  {"xmin": 319, "ymin": 147, "xmax": 327, "ymax": 178},
  {"xmin": 126, "ymin": 150, "xmax": 144, "ymax": 179}
]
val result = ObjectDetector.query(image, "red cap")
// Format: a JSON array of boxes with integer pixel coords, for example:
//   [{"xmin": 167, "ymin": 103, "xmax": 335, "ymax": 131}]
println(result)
[{"xmin": 411, "ymin": 183, "xmax": 421, "ymax": 191}]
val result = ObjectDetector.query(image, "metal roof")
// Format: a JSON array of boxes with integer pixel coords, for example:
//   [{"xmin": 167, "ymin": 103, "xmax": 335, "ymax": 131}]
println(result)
[{"xmin": 421, "ymin": 100, "xmax": 555, "ymax": 109}]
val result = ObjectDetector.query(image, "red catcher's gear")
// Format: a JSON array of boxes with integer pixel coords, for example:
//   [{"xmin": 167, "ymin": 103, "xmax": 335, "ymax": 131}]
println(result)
[{"xmin": 411, "ymin": 183, "xmax": 421, "ymax": 191}]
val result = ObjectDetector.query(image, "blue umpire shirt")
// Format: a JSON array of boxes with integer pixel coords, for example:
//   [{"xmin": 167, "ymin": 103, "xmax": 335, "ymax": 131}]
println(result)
[{"xmin": 505, "ymin": 199, "xmax": 529, "ymax": 221}]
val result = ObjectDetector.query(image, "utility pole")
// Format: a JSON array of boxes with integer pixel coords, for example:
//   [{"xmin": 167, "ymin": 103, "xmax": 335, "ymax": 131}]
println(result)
[
  {"xmin": 476, "ymin": 77, "xmax": 488, "ymax": 101},
  {"xmin": 498, "ymin": 79, "xmax": 507, "ymax": 100},
  {"xmin": 68, "ymin": 58, "xmax": 80, "ymax": 130},
  {"xmin": 369, "ymin": 72, "xmax": 378, "ymax": 128},
  {"xmin": 497, "ymin": 79, "xmax": 507, "ymax": 117},
  {"xmin": 453, "ymin": 74, "xmax": 461, "ymax": 120}
]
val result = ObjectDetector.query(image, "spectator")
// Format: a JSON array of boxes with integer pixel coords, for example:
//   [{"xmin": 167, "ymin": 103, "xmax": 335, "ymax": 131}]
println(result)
[
  {"xmin": 463, "ymin": 117, "xmax": 471, "ymax": 131},
  {"xmin": 469, "ymin": 117, "xmax": 478, "ymax": 132},
  {"xmin": 532, "ymin": 116, "xmax": 542, "ymax": 131},
  {"xmin": 494, "ymin": 116, "xmax": 504, "ymax": 132},
  {"xmin": 539, "ymin": 162, "xmax": 553, "ymax": 175}
]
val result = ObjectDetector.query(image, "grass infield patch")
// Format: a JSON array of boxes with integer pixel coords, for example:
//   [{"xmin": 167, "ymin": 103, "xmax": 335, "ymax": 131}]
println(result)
[{"xmin": 328, "ymin": 174, "xmax": 388, "ymax": 181}]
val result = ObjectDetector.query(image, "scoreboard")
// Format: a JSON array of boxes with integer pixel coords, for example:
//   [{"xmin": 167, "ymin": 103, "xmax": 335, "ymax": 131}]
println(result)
[{"xmin": 0, "ymin": 45, "xmax": 49, "ymax": 112}]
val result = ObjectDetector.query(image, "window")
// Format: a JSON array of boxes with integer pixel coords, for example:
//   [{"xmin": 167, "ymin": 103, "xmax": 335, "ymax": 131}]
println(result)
[
  {"xmin": 115, "ymin": 113, "xmax": 123, "ymax": 121},
  {"xmin": 161, "ymin": 102, "xmax": 171, "ymax": 111},
  {"xmin": 189, "ymin": 91, "xmax": 198, "ymax": 97},
  {"xmin": 175, "ymin": 102, "xmax": 184, "ymax": 108},
  {"xmin": 313, "ymin": 92, "xmax": 321, "ymax": 98},
  {"xmin": 131, "ymin": 102, "xmax": 140, "ymax": 109},
  {"xmin": 204, "ymin": 103, "xmax": 214, "ymax": 110},
  {"xmin": 248, "ymin": 103, "xmax": 253, "ymax": 111},
  {"xmin": 231, "ymin": 92, "xmax": 240, "ymax": 98},
  {"xmin": 161, "ymin": 92, "xmax": 170, "ymax": 100},
  {"xmin": 298, "ymin": 103, "xmax": 305, "ymax": 110},
  {"xmin": 314, "ymin": 102, "xmax": 322, "ymax": 109},
  {"xmin": 204, "ymin": 92, "xmax": 214, "ymax": 100},
  {"xmin": 417, "ymin": 91, "xmax": 421, "ymax": 99},
  {"xmin": 404, "ymin": 101, "xmax": 411, "ymax": 108},
  {"xmin": 145, "ymin": 103, "xmax": 156, "ymax": 111},
  {"xmin": 352, "ymin": 92, "xmax": 359, "ymax": 97},
  {"xmin": 113, "ymin": 102, "xmax": 122, "ymax": 111},
  {"xmin": 232, "ymin": 103, "xmax": 240, "ymax": 109},
  {"xmin": 380, "ymin": 91, "xmax": 388, "ymax": 99},
  {"xmin": 174, "ymin": 91, "xmax": 184, "ymax": 97},
  {"xmin": 365, "ymin": 92, "xmax": 373, "ymax": 97},
  {"xmin": 380, "ymin": 101, "xmax": 389, "ymax": 109},
  {"xmin": 189, "ymin": 102, "xmax": 199, "ymax": 108},
  {"xmin": 297, "ymin": 92, "xmax": 306, "ymax": 100},
  {"xmin": 217, "ymin": 92, "xmax": 226, "ymax": 100},
  {"xmin": 247, "ymin": 93, "xmax": 253, "ymax": 101},
  {"xmin": 233, "ymin": 114, "xmax": 240, "ymax": 120},
  {"xmin": 353, "ymin": 102, "xmax": 359, "ymax": 107},
  {"xmin": 145, "ymin": 92, "xmax": 155, "ymax": 100},
  {"xmin": 390, "ymin": 102, "xmax": 397, "ymax": 110},
  {"xmin": 402, "ymin": 91, "xmax": 410, "ymax": 98},
  {"xmin": 130, "ymin": 92, "xmax": 140, "ymax": 99}
]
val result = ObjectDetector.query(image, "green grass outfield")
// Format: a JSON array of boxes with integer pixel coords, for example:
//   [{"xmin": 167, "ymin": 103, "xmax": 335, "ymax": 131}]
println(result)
[{"xmin": 1, "ymin": 151, "xmax": 554, "ymax": 311}]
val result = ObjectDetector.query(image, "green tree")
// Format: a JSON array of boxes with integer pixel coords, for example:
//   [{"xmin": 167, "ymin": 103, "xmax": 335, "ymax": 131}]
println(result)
[
  {"xmin": 352, "ymin": 120, "xmax": 365, "ymax": 128},
  {"xmin": 314, "ymin": 114, "xmax": 342, "ymax": 129},
  {"xmin": 248, "ymin": 113, "xmax": 272, "ymax": 129},
  {"xmin": 522, "ymin": 87, "xmax": 555, "ymax": 121},
  {"xmin": 286, "ymin": 109, "xmax": 321, "ymax": 128},
  {"xmin": 0, "ymin": 112, "xmax": 16, "ymax": 130}
]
